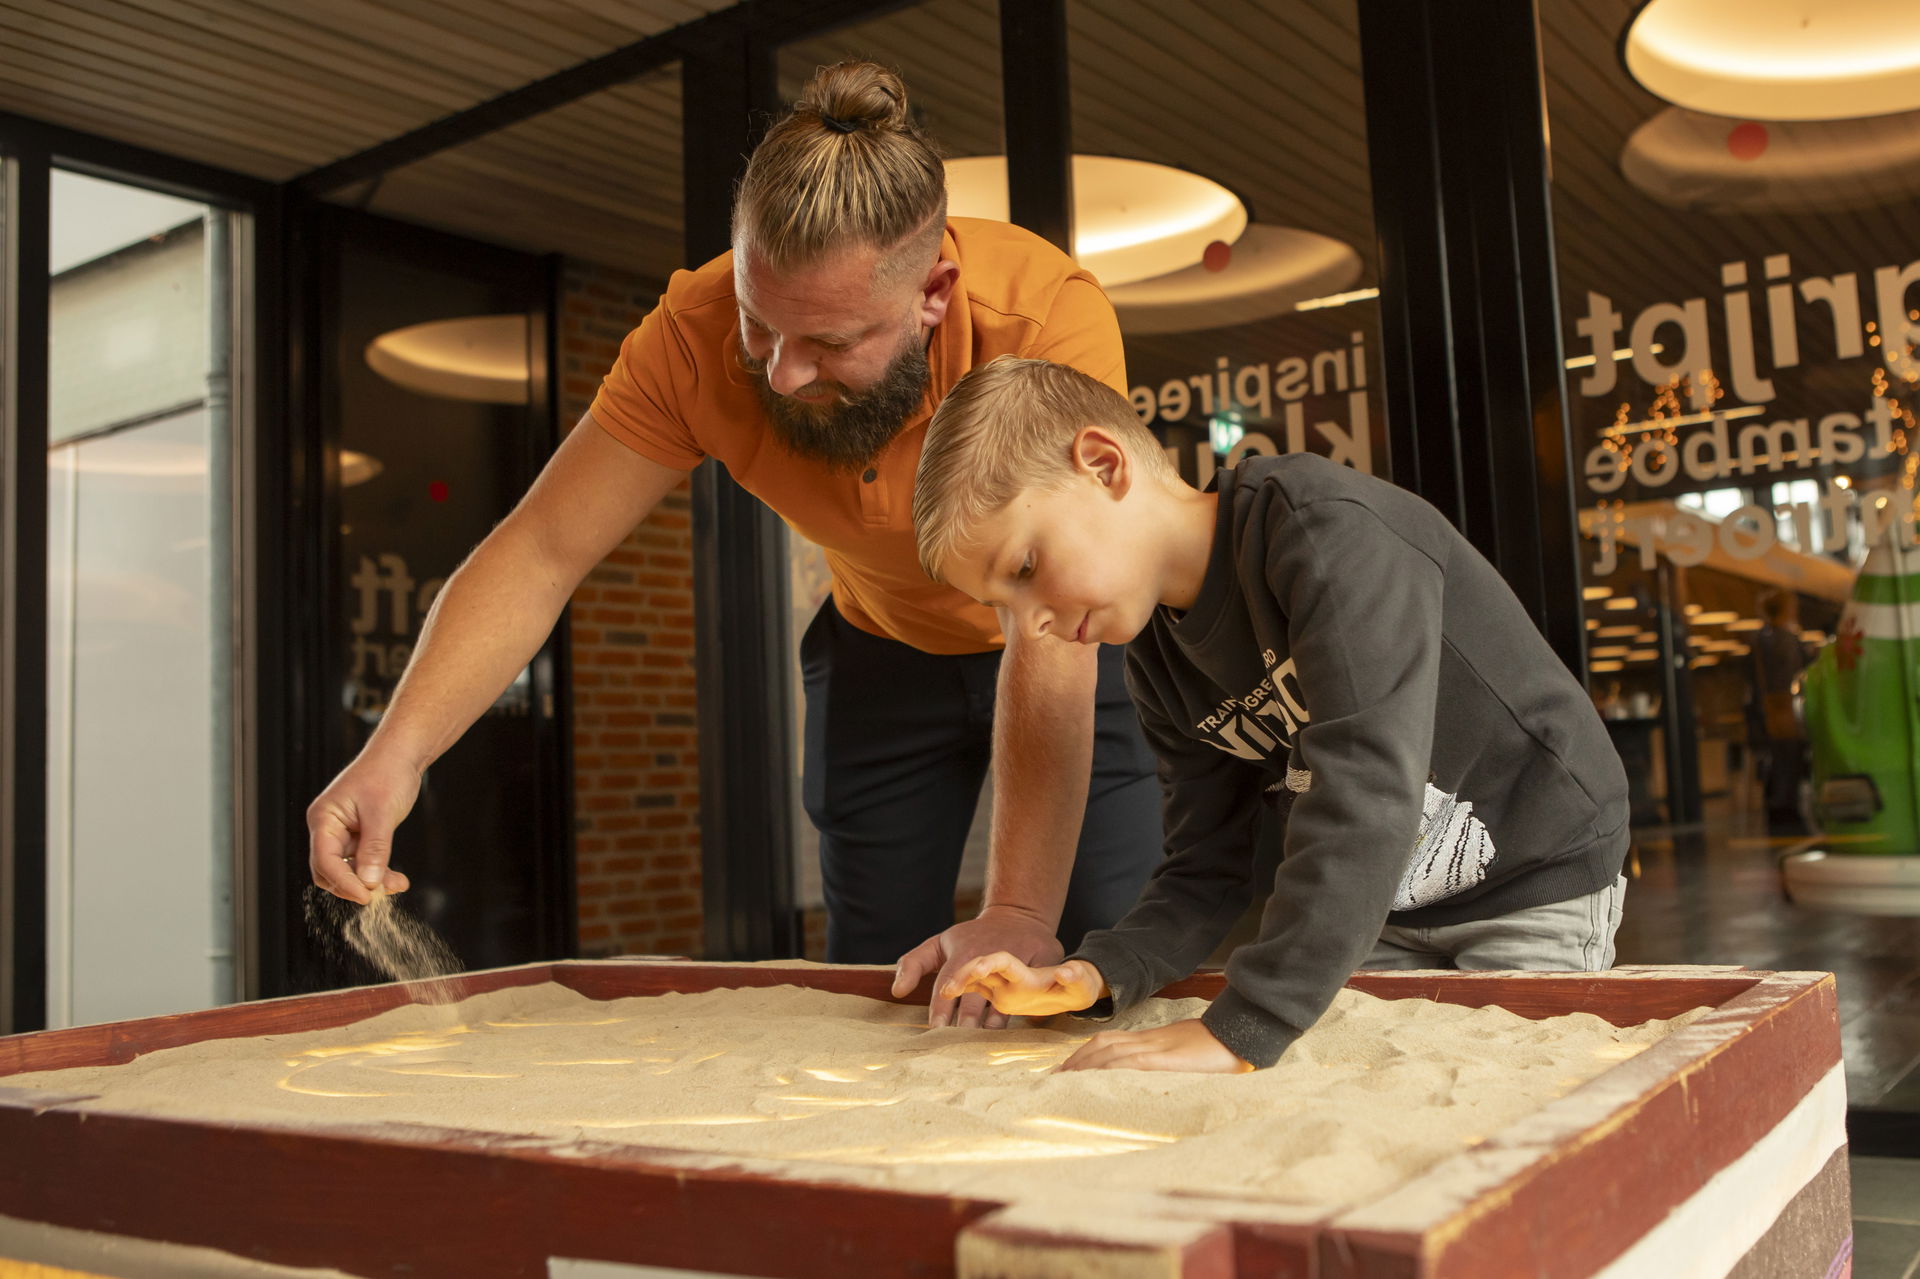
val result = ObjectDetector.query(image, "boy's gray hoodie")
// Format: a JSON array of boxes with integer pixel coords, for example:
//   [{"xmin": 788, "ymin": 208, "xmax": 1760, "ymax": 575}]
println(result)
[{"xmin": 1070, "ymin": 453, "xmax": 1629, "ymax": 1068}]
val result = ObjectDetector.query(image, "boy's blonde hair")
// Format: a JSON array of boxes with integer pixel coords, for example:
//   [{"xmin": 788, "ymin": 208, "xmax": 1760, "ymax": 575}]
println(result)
[
  {"xmin": 733, "ymin": 60, "xmax": 947, "ymax": 292},
  {"xmin": 915, "ymin": 355, "xmax": 1176, "ymax": 583}
]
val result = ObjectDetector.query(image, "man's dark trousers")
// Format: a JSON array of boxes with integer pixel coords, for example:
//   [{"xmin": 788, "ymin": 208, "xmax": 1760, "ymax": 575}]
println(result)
[{"xmin": 800, "ymin": 597, "xmax": 1164, "ymax": 964}]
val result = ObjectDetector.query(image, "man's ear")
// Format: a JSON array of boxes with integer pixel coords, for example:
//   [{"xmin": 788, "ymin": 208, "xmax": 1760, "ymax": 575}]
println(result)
[
  {"xmin": 1072, "ymin": 426, "xmax": 1132, "ymax": 499},
  {"xmin": 916, "ymin": 258, "xmax": 960, "ymax": 330}
]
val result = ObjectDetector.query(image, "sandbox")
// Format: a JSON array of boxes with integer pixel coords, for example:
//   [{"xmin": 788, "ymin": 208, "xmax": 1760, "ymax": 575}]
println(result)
[{"xmin": 0, "ymin": 961, "xmax": 1847, "ymax": 1278}]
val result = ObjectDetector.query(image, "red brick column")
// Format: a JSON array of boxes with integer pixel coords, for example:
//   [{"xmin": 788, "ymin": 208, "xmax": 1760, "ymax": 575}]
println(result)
[{"xmin": 559, "ymin": 262, "xmax": 701, "ymax": 957}]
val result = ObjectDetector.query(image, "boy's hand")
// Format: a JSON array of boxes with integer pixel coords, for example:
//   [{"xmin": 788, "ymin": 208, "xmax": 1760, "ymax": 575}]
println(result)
[
  {"xmin": 940, "ymin": 953, "xmax": 1106, "ymax": 1018},
  {"xmin": 1058, "ymin": 1018, "xmax": 1255, "ymax": 1074},
  {"xmin": 893, "ymin": 908, "xmax": 1065, "ymax": 1028}
]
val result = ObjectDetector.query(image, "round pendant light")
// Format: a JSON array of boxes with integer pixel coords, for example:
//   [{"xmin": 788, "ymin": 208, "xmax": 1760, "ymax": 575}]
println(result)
[
  {"xmin": 1622, "ymin": 105, "xmax": 1920, "ymax": 212},
  {"xmin": 1104, "ymin": 225, "xmax": 1364, "ymax": 335},
  {"xmin": 1624, "ymin": 0, "xmax": 1920, "ymax": 121},
  {"xmin": 943, "ymin": 155, "xmax": 1247, "ymax": 288},
  {"xmin": 365, "ymin": 314, "xmax": 531, "ymax": 405}
]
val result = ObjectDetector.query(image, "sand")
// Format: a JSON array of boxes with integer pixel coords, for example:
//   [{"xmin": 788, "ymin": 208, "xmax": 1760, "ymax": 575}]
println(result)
[
  {"xmin": 2, "ymin": 981, "xmax": 1706, "ymax": 1213},
  {"xmin": 304, "ymin": 886, "xmax": 463, "ymax": 986}
]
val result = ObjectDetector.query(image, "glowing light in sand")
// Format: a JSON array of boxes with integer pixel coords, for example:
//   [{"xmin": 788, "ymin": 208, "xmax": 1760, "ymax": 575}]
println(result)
[
  {"xmin": 482, "ymin": 1017, "xmax": 628, "ymax": 1028},
  {"xmin": 535, "ymin": 1059, "xmax": 638, "ymax": 1067},
  {"xmin": 1021, "ymin": 1117, "xmax": 1178, "ymax": 1145},
  {"xmin": 801, "ymin": 1067, "xmax": 864, "ymax": 1083}
]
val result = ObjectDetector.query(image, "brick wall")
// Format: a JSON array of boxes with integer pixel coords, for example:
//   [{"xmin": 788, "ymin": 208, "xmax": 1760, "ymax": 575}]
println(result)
[{"xmin": 559, "ymin": 260, "xmax": 703, "ymax": 958}]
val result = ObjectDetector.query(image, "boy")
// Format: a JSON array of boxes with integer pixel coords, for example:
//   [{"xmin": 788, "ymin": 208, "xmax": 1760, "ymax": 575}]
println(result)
[{"xmin": 910, "ymin": 355, "xmax": 1630, "ymax": 1074}]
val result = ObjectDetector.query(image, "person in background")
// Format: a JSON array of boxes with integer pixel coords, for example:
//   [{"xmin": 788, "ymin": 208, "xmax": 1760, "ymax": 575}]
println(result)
[
  {"xmin": 306, "ymin": 62, "xmax": 1162, "ymax": 1027},
  {"xmin": 914, "ymin": 356, "xmax": 1630, "ymax": 1072},
  {"xmin": 1749, "ymin": 590, "xmax": 1810, "ymax": 835}
]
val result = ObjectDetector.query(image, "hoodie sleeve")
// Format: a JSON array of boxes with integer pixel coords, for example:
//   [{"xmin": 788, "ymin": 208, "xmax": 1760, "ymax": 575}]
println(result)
[
  {"xmin": 1199, "ymin": 497, "xmax": 1445, "ymax": 1068},
  {"xmin": 1067, "ymin": 648, "xmax": 1263, "ymax": 1019}
]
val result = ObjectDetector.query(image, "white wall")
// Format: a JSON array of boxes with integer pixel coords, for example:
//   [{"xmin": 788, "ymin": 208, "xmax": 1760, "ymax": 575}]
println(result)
[
  {"xmin": 44, "ymin": 200, "xmax": 228, "ymax": 1027},
  {"xmin": 49, "ymin": 218, "xmax": 208, "ymax": 445}
]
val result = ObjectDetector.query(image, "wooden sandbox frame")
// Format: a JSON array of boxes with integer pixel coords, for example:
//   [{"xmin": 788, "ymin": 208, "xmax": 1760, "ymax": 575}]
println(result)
[{"xmin": 0, "ymin": 961, "xmax": 1847, "ymax": 1278}]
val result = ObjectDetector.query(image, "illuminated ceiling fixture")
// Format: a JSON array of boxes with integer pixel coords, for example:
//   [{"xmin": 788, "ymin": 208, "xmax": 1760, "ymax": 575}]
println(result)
[
  {"xmin": 1566, "ymin": 343, "xmax": 1665, "ymax": 371},
  {"xmin": 365, "ymin": 314, "xmax": 531, "ymax": 405},
  {"xmin": 1624, "ymin": 0, "xmax": 1920, "ymax": 121},
  {"xmin": 944, "ymin": 156, "xmax": 1247, "ymax": 288},
  {"xmin": 1104, "ymin": 226, "xmax": 1363, "ymax": 335},
  {"xmin": 1582, "ymin": 585, "xmax": 1614, "ymax": 601},
  {"xmin": 1296, "ymin": 287, "xmax": 1378, "ymax": 312},
  {"xmin": 340, "ymin": 450, "xmax": 384, "ymax": 487},
  {"xmin": 1604, "ymin": 597, "xmax": 1640, "ymax": 611}
]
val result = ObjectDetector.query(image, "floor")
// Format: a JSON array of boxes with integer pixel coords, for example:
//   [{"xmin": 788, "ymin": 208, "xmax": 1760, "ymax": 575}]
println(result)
[
  {"xmin": 1614, "ymin": 802, "xmax": 1920, "ymax": 1114},
  {"xmin": 1854, "ymin": 1155, "xmax": 1920, "ymax": 1279},
  {"xmin": 1614, "ymin": 796, "xmax": 1920, "ymax": 1276}
]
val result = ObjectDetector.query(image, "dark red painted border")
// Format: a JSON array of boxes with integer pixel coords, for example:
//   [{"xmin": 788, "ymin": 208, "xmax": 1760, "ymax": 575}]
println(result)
[
  {"xmin": 1323, "ymin": 972, "xmax": 1842, "ymax": 1278},
  {"xmin": 0, "ymin": 963, "xmax": 1832, "ymax": 1279}
]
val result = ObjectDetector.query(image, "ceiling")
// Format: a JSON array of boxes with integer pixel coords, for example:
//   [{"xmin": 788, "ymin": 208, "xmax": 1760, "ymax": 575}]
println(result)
[
  {"xmin": 0, "ymin": 0, "xmax": 1378, "ymax": 291},
  {"xmin": 4, "ymin": 0, "xmax": 1914, "ymax": 418},
  {"xmin": 0, "ymin": 0, "xmax": 724, "ymax": 278}
]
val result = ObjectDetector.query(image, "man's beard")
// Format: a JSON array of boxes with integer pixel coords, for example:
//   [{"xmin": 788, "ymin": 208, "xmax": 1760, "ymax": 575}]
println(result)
[{"xmin": 741, "ymin": 331, "xmax": 931, "ymax": 472}]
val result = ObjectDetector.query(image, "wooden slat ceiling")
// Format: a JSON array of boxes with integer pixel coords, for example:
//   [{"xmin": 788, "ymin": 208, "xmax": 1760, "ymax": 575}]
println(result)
[
  {"xmin": 6, "ymin": 0, "xmax": 1913, "ymax": 373},
  {"xmin": 0, "ymin": 0, "xmax": 726, "ymax": 173},
  {"xmin": 361, "ymin": 69, "xmax": 684, "ymax": 280}
]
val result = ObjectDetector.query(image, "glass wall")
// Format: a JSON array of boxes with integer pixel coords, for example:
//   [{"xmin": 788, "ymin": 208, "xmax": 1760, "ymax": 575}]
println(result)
[
  {"xmin": 301, "ymin": 210, "xmax": 568, "ymax": 985},
  {"xmin": 1541, "ymin": 0, "xmax": 1920, "ymax": 1118},
  {"xmin": 1067, "ymin": 0, "xmax": 1381, "ymax": 938},
  {"xmin": 1068, "ymin": 0, "xmax": 1387, "ymax": 488},
  {"xmin": 44, "ymin": 170, "xmax": 237, "ymax": 1025}
]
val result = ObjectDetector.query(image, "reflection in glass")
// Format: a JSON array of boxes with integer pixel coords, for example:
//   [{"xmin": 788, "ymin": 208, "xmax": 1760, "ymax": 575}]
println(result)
[
  {"xmin": 1066, "ymin": 0, "xmax": 1387, "ymax": 489},
  {"xmin": 1544, "ymin": 0, "xmax": 1920, "ymax": 1121}
]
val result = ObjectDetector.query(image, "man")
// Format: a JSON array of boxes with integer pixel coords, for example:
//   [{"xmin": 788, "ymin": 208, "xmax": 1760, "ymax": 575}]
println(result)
[{"xmin": 307, "ymin": 61, "xmax": 1161, "ymax": 1026}]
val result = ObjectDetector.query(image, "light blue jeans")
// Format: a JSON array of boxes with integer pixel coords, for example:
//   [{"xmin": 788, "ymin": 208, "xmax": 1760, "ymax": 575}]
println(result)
[{"xmin": 1361, "ymin": 875, "xmax": 1627, "ymax": 971}]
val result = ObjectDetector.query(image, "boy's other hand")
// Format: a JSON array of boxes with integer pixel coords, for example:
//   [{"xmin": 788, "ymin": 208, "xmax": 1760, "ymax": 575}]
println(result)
[
  {"xmin": 939, "ymin": 954, "xmax": 1105, "ymax": 1019},
  {"xmin": 892, "ymin": 907, "xmax": 1064, "ymax": 1029},
  {"xmin": 1058, "ymin": 1018, "xmax": 1255, "ymax": 1074}
]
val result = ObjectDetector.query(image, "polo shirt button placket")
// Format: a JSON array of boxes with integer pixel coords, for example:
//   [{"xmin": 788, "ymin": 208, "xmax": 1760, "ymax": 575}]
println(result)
[{"xmin": 862, "ymin": 468, "xmax": 877, "ymax": 483}]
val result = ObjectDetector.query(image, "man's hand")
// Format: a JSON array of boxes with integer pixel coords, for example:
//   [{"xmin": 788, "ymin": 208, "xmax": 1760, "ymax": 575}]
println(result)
[
  {"xmin": 892, "ymin": 907, "xmax": 1065, "ymax": 1028},
  {"xmin": 942, "ymin": 953, "xmax": 1105, "ymax": 1019},
  {"xmin": 1058, "ymin": 1018, "xmax": 1255, "ymax": 1074},
  {"xmin": 307, "ymin": 752, "xmax": 421, "ymax": 905}
]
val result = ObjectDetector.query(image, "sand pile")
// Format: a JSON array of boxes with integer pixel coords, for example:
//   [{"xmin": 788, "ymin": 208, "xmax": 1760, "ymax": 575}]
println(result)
[{"xmin": 2, "ymin": 982, "xmax": 1705, "ymax": 1212}]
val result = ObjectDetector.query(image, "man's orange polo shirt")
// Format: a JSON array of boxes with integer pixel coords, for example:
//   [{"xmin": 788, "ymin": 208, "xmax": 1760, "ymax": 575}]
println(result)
[{"xmin": 589, "ymin": 217, "xmax": 1126, "ymax": 656}]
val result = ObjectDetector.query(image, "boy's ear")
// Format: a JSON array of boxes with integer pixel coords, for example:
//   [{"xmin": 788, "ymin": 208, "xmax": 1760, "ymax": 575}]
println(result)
[{"xmin": 1072, "ymin": 425, "xmax": 1132, "ymax": 498}]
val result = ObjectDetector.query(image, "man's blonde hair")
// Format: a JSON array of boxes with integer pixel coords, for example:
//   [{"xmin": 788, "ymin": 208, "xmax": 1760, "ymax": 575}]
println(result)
[
  {"xmin": 733, "ymin": 60, "xmax": 947, "ymax": 292},
  {"xmin": 915, "ymin": 355, "xmax": 1175, "ymax": 583}
]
